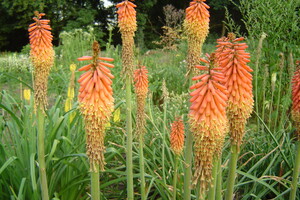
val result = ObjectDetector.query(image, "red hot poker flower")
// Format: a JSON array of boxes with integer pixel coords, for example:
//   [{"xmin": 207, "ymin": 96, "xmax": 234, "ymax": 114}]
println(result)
[
  {"xmin": 292, "ymin": 61, "xmax": 300, "ymax": 141},
  {"xmin": 28, "ymin": 11, "xmax": 54, "ymax": 109},
  {"xmin": 184, "ymin": 0, "xmax": 210, "ymax": 75},
  {"xmin": 189, "ymin": 53, "xmax": 228, "ymax": 195},
  {"xmin": 29, "ymin": 11, "xmax": 53, "ymax": 58},
  {"xmin": 215, "ymin": 33, "xmax": 253, "ymax": 147},
  {"xmin": 134, "ymin": 66, "xmax": 149, "ymax": 137},
  {"xmin": 77, "ymin": 41, "xmax": 114, "ymax": 172},
  {"xmin": 170, "ymin": 117, "xmax": 185, "ymax": 155},
  {"xmin": 116, "ymin": 0, "xmax": 137, "ymax": 33}
]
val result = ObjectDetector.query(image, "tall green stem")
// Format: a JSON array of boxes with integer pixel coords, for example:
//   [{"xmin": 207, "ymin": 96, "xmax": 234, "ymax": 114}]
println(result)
[
  {"xmin": 273, "ymin": 53, "xmax": 284, "ymax": 131},
  {"xmin": 289, "ymin": 141, "xmax": 300, "ymax": 200},
  {"xmin": 254, "ymin": 33, "xmax": 266, "ymax": 130},
  {"xmin": 183, "ymin": 129, "xmax": 193, "ymax": 200},
  {"xmin": 216, "ymin": 158, "xmax": 223, "ymax": 200},
  {"xmin": 37, "ymin": 107, "xmax": 49, "ymax": 200},
  {"xmin": 139, "ymin": 136, "xmax": 146, "ymax": 200},
  {"xmin": 172, "ymin": 155, "xmax": 179, "ymax": 200},
  {"xmin": 184, "ymin": 76, "xmax": 193, "ymax": 200},
  {"xmin": 162, "ymin": 97, "xmax": 167, "ymax": 185},
  {"xmin": 91, "ymin": 167, "xmax": 100, "ymax": 200},
  {"xmin": 126, "ymin": 77, "xmax": 134, "ymax": 200},
  {"xmin": 207, "ymin": 158, "xmax": 218, "ymax": 200},
  {"xmin": 225, "ymin": 144, "xmax": 239, "ymax": 200}
]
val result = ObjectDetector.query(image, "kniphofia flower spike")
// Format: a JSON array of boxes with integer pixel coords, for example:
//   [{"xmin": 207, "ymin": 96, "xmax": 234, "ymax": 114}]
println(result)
[
  {"xmin": 189, "ymin": 53, "xmax": 228, "ymax": 195},
  {"xmin": 170, "ymin": 117, "xmax": 185, "ymax": 155},
  {"xmin": 292, "ymin": 61, "xmax": 300, "ymax": 141},
  {"xmin": 78, "ymin": 41, "xmax": 114, "ymax": 172},
  {"xmin": 184, "ymin": 0, "xmax": 210, "ymax": 75},
  {"xmin": 117, "ymin": 0, "xmax": 137, "ymax": 77},
  {"xmin": 215, "ymin": 33, "xmax": 253, "ymax": 147},
  {"xmin": 134, "ymin": 66, "xmax": 149, "ymax": 137},
  {"xmin": 29, "ymin": 11, "xmax": 54, "ymax": 108}
]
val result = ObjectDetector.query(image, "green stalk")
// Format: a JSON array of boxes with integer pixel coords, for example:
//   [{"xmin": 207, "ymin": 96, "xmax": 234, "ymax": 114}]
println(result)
[
  {"xmin": 125, "ymin": 77, "xmax": 134, "ymax": 200},
  {"xmin": 225, "ymin": 144, "xmax": 239, "ymax": 200},
  {"xmin": 184, "ymin": 77, "xmax": 193, "ymax": 200},
  {"xmin": 273, "ymin": 53, "xmax": 284, "ymax": 131},
  {"xmin": 289, "ymin": 141, "xmax": 300, "ymax": 200},
  {"xmin": 261, "ymin": 65, "xmax": 268, "ymax": 128},
  {"xmin": 139, "ymin": 136, "xmax": 146, "ymax": 200},
  {"xmin": 216, "ymin": 158, "xmax": 223, "ymax": 200},
  {"xmin": 207, "ymin": 158, "xmax": 218, "ymax": 200},
  {"xmin": 172, "ymin": 155, "xmax": 179, "ymax": 200},
  {"xmin": 37, "ymin": 106, "xmax": 49, "ymax": 200},
  {"xmin": 162, "ymin": 97, "xmax": 167, "ymax": 185},
  {"xmin": 254, "ymin": 33, "xmax": 266, "ymax": 130},
  {"xmin": 91, "ymin": 167, "xmax": 100, "ymax": 200},
  {"xmin": 183, "ymin": 129, "xmax": 193, "ymax": 200}
]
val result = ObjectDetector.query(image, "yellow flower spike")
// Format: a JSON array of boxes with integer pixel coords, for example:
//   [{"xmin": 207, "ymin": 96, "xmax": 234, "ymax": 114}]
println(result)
[
  {"xmin": 65, "ymin": 63, "xmax": 77, "ymax": 122},
  {"xmin": 70, "ymin": 63, "xmax": 76, "ymax": 72},
  {"xmin": 23, "ymin": 89, "xmax": 31, "ymax": 101},
  {"xmin": 67, "ymin": 87, "xmax": 74, "ymax": 99},
  {"xmin": 105, "ymin": 122, "xmax": 111, "ymax": 129},
  {"xmin": 113, "ymin": 107, "xmax": 121, "ymax": 122}
]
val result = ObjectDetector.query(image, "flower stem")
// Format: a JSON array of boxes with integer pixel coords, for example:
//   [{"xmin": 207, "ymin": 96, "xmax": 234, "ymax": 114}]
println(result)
[
  {"xmin": 289, "ymin": 141, "xmax": 300, "ymax": 200},
  {"xmin": 216, "ymin": 158, "xmax": 223, "ymax": 200},
  {"xmin": 37, "ymin": 106, "xmax": 49, "ymax": 200},
  {"xmin": 91, "ymin": 166, "xmax": 100, "ymax": 200},
  {"xmin": 183, "ymin": 128, "xmax": 193, "ymax": 200},
  {"xmin": 172, "ymin": 155, "xmax": 179, "ymax": 200},
  {"xmin": 126, "ymin": 76, "xmax": 134, "ymax": 200},
  {"xmin": 139, "ymin": 136, "xmax": 146, "ymax": 200},
  {"xmin": 207, "ymin": 158, "xmax": 218, "ymax": 200},
  {"xmin": 225, "ymin": 144, "xmax": 239, "ymax": 200},
  {"xmin": 162, "ymin": 96, "xmax": 167, "ymax": 185}
]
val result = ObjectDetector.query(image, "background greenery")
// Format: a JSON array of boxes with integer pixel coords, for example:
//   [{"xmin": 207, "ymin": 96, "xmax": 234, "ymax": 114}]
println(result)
[{"xmin": 0, "ymin": 0, "xmax": 300, "ymax": 199}]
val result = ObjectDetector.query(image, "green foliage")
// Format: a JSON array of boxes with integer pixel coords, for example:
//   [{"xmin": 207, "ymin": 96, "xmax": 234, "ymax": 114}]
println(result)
[
  {"xmin": 1, "ymin": 4, "xmax": 300, "ymax": 196},
  {"xmin": 58, "ymin": 28, "xmax": 95, "ymax": 67},
  {"xmin": 238, "ymin": 0, "xmax": 300, "ymax": 51},
  {"xmin": 1, "ymin": 38, "xmax": 299, "ymax": 198}
]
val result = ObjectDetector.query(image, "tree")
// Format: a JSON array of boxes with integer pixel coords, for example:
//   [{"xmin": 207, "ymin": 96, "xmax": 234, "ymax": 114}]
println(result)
[{"xmin": 0, "ymin": 0, "xmax": 111, "ymax": 51}]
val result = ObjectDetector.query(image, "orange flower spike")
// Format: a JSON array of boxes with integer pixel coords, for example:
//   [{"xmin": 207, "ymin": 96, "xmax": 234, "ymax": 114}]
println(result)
[
  {"xmin": 134, "ymin": 66, "xmax": 149, "ymax": 98},
  {"xmin": 216, "ymin": 33, "xmax": 254, "ymax": 147},
  {"xmin": 29, "ymin": 12, "xmax": 53, "ymax": 58},
  {"xmin": 184, "ymin": 0, "xmax": 209, "ymax": 42},
  {"xmin": 189, "ymin": 53, "xmax": 228, "ymax": 195},
  {"xmin": 78, "ymin": 41, "xmax": 114, "ymax": 172},
  {"xmin": 184, "ymin": 0, "xmax": 210, "ymax": 75},
  {"xmin": 134, "ymin": 66, "xmax": 149, "ymax": 137},
  {"xmin": 117, "ymin": 0, "xmax": 137, "ymax": 33},
  {"xmin": 292, "ymin": 61, "xmax": 300, "ymax": 141},
  {"xmin": 170, "ymin": 117, "xmax": 185, "ymax": 155},
  {"xmin": 29, "ymin": 11, "xmax": 54, "ymax": 109},
  {"xmin": 117, "ymin": 0, "xmax": 137, "ymax": 77}
]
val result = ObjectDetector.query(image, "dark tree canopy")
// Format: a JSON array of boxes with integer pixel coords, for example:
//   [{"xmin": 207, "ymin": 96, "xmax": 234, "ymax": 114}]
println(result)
[{"xmin": 0, "ymin": 0, "xmax": 241, "ymax": 52}]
